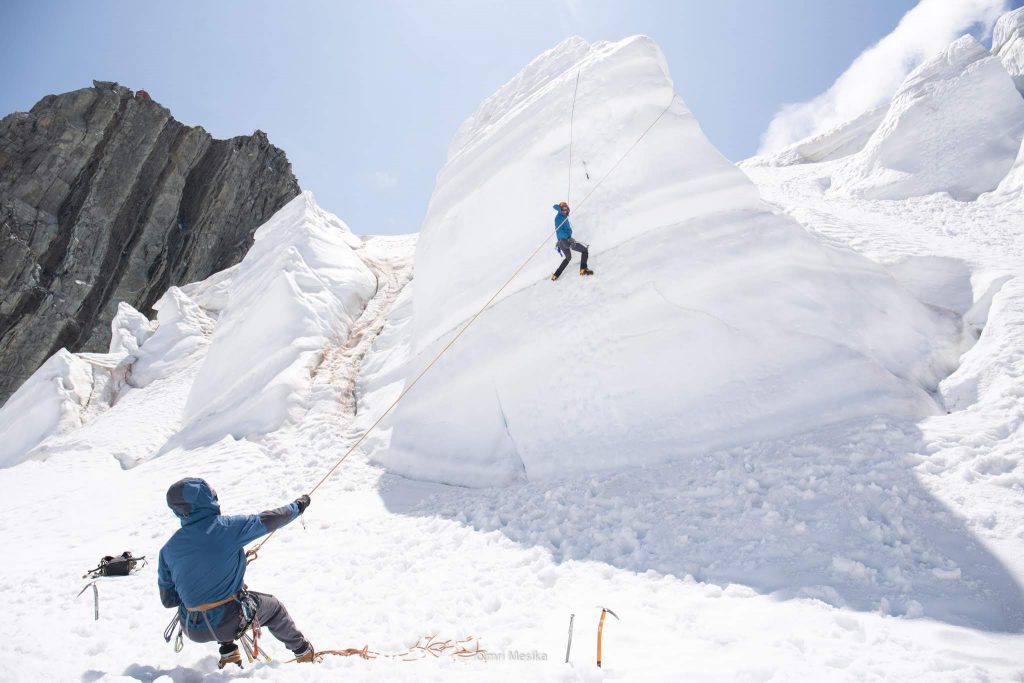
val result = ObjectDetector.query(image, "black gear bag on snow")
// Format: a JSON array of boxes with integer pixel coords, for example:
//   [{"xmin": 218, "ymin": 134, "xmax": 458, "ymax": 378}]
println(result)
[
  {"xmin": 83, "ymin": 551, "xmax": 147, "ymax": 579},
  {"xmin": 77, "ymin": 551, "xmax": 147, "ymax": 621}
]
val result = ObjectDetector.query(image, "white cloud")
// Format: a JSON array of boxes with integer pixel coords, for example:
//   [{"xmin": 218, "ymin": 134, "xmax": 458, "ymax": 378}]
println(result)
[
  {"xmin": 758, "ymin": 0, "xmax": 1009, "ymax": 154},
  {"xmin": 372, "ymin": 170, "xmax": 398, "ymax": 190}
]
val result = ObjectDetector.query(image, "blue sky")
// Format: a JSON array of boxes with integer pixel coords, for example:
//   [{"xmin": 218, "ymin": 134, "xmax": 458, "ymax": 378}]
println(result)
[{"xmin": 1, "ymin": 0, "xmax": 1019, "ymax": 234}]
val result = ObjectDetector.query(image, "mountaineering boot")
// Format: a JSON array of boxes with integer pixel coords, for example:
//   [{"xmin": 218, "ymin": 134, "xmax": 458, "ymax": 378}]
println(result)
[
  {"xmin": 579, "ymin": 268, "xmax": 594, "ymax": 276},
  {"xmin": 218, "ymin": 642, "xmax": 242, "ymax": 669},
  {"xmin": 293, "ymin": 641, "xmax": 316, "ymax": 663}
]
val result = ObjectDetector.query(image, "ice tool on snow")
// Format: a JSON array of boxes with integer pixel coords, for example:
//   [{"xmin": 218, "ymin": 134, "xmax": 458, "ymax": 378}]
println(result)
[
  {"xmin": 76, "ymin": 551, "xmax": 147, "ymax": 620},
  {"xmin": 83, "ymin": 551, "xmax": 147, "ymax": 579},
  {"xmin": 596, "ymin": 606, "xmax": 619, "ymax": 668},
  {"xmin": 565, "ymin": 613, "xmax": 575, "ymax": 663}
]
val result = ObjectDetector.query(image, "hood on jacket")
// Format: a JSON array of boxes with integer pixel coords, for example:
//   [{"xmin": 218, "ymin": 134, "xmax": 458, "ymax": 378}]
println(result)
[{"xmin": 166, "ymin": 477, "xmax": 221, "ymax": 525}]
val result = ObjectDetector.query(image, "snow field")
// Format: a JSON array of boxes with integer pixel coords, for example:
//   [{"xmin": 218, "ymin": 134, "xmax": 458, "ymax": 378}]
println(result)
[
  {"xmin": 2, "ymin": 345, "xmax": 1021, "ymax": 682},
  {"xmin": 742, "ymin": 157, "xmax": 1024, "ymax": 633}
]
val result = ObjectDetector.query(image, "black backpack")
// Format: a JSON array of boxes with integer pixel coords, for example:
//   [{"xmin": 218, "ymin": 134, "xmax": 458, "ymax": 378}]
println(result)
[
  {"xmin": 78, "ymin": 551, "xmax": 148, "ymax": 620},
  {"xmin": 84, "ymin": 551, "xmax": 146, "ymax": 578}
]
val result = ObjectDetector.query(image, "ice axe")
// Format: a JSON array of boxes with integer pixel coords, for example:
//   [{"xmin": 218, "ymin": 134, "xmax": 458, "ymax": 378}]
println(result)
[
  {"xmin": 565, "ymin": 613, "xmax": 575, "ymax": 663},
  {"xmin": 596, "ymin": 606, "xmax": 619, "ymax": 668}
]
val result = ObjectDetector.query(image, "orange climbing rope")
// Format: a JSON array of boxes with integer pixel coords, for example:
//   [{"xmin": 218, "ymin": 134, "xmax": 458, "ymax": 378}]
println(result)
[
  {"xmin": 246, "ymin": 91, "xmax": 676, "ymax": 563},
  {"xmin": 284, "ymin": 635, "xmax": 486, "ymax": 663}
]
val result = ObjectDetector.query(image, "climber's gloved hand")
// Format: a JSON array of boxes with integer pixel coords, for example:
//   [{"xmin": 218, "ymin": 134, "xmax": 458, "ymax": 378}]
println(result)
[{"xmin": 294, "ymin": 494, "xmax": 311, "ymax": 514}]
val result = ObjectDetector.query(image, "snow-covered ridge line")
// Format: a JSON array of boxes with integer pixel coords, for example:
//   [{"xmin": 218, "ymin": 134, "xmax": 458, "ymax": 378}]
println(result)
[
  {"xmin": 829, "ymin": 34, "xmax": 1024, "ymax": 201},
  {"xmin": 746, "ymin": 8, "xmax": 1024, "ymax": 203},
  {"xmin": 0, "ymin": 192, "xmax": 387, "ymax": 468},
  {"xmin": 742, "ymin": 106, "xmax": 887, "ymax": 168},
  {"xmin": 171, "ymin": 192, "xmax": 377, "ymax": 452}
]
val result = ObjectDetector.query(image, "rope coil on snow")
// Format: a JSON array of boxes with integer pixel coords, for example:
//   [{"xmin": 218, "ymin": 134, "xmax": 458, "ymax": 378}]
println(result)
[
  {"xmin": 285, "ymin": 635, "xmax": 486, "ymax": 663},
  {"xmin": 247, "ymin": 91, "xmax": 676, "ymax": 561}
]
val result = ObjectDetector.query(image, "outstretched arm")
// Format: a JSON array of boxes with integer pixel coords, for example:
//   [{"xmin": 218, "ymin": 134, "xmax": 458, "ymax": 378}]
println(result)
[{"xmin": 224, "ymin": 495, "xmax": 312, "ymax": 547}]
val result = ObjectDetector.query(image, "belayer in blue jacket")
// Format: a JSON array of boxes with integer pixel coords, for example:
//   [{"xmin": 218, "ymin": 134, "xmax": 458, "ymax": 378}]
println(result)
[
  {"xmin": 158, "ymin": 477, "xmax": 315, "ymax": 667},
  {"xmin": 551, "ymin": 201, "xmax": 593, "ymax": 280}
]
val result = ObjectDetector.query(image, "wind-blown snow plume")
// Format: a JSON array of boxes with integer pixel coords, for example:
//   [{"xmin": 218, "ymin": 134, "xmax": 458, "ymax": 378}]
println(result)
[{"xmin": 758, "ymin": 0, "xmax": 1009, "ymax": 154}]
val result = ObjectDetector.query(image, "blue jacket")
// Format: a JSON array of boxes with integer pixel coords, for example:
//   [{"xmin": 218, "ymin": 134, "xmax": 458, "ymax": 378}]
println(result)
[
  {"xmin": 553, "ymin": 204, "xmax": 572, "ymax": 240},
  {"xmin": 157, "ymin": 478, "xmax": 299, "ymax": 630}
]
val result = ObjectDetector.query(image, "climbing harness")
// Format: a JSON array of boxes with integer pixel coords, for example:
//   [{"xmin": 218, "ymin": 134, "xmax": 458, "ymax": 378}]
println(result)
[
  {"xmin": 234, "ymin": 591, "xmax": 269, "ymax": 664},
  {"xmin": 164, "ymin": 589, "xmax": 271, "ymax": 666},
  {"xmin": 76, "ymin": 552, "xmax": 147, "ymax": 620},
  {"xmin": 246, "ymin": 86, "xmax": 676, "ymax": 564}
]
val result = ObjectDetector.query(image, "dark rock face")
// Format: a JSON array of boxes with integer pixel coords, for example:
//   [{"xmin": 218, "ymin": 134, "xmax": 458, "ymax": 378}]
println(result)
[{"xmin": 0, "ymin": 81, "xmax": 301, "ymax": 404}]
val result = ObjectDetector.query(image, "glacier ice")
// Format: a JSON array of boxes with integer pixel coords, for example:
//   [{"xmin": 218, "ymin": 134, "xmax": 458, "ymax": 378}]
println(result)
[{"xmin": 373, "ymin": 36, "xmax": 964, "ymax": 487}]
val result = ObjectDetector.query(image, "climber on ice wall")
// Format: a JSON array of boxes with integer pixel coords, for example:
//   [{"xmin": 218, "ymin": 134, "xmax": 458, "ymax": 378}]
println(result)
[
  {"xmin": 551, "ymin": 201, "xmax": 593, "ymax": 280},
  {"xmin": 158, "ymin": 478, "xmax": 315, "ymax": 668}
]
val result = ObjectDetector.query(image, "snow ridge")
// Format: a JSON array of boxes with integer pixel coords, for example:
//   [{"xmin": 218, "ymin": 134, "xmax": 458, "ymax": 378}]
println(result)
[{"xmin": 830, "ymin": 35, "xmax": 1024, "ymax": 200}]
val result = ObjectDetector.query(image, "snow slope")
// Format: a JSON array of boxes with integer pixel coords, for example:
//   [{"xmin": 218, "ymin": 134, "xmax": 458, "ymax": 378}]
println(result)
[
  {"xmin": 989, "ymin": 135, "xmax": 1024, "ymax": 201},
  {"xmin": 830, "ymin": 35, "xmax": 1024, "ymax": 200},
  {"xmin": 0, "ymin": 349, "xmax": 121, "ymax": 467},
  {"xmin": 742, "ymin": 152, "xmax": 1024, "ymax": 632},
  {"xmin": 373, "ymin": 35, "xmax": 965, "ymax": 487}
]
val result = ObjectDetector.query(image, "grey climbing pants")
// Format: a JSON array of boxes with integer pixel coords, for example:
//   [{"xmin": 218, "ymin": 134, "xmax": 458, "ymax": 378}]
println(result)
[
  {"xmin": 185, "ymin": 591, "xmax": 307, "ymax": 652},
  {"xmin": 555, "ymin": 238, "xmax": 589, "ymax": 276}
]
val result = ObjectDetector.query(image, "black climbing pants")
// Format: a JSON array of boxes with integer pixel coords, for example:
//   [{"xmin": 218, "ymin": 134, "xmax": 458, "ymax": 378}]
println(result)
[
  {"xmin": 554, "ymin": 238, "xmax": 588, "ymax": 277},
  {"xmin": 184, "ymin": 591, "xmax": 307, "ymax": 652}
]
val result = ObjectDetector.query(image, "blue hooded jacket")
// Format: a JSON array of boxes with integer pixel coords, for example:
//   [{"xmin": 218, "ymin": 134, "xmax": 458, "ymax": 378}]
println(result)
[
  {"xmin": 157, "ymin": 478, "xmax": 299, "ymax": 630},
  {"xmin": 553, "ymin": 204, "xmax": 572, "ymax": 240}
]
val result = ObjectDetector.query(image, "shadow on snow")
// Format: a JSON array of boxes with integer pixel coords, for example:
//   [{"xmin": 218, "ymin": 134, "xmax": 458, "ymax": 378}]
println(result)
[{"xmin": 378, "ymin": 414, "xmax": 1024, "ymax": 633}]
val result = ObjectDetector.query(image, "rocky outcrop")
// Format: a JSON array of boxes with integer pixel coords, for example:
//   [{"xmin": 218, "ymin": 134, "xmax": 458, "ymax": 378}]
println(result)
[{"xmin": 0, "ymin": 81, "xmax": 301, "ymax": 405}]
